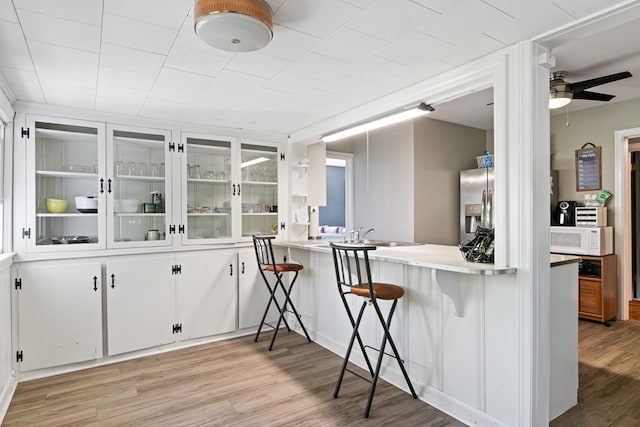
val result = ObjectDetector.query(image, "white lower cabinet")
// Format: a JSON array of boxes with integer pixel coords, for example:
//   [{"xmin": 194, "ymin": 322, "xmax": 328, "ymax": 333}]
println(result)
[
  {"xmin": 238, "ymin": 247, "xmax": 267, "ymax": 329},
  {"xmin": 105, "ymin": 255, "xmax": 176, "ymax": 356},
  {"xmin": 178, "ymin": 250, "xmax": 236, "ymax": 340},
  {"xmin": 14, "ymin": 261, "xmax": 103, "ymax": 371}
]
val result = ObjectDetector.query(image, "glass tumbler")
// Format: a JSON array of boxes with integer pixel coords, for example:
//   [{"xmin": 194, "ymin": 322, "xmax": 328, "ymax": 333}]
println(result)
[
  {"xmin": 126, "ymin": 161, "xmax": 136, "ymax": 176},
  {"xmin": 137, "ymin": 162, "xmax": 147, "ymax": 176},
  {"xmin": 150, "ymin": 163, "xmax": 160, "ymax": 177}
]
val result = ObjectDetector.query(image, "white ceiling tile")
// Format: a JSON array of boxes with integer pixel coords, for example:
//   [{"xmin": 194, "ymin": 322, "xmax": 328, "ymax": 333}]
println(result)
[
  {"xmin": 311, "ymin": 27, "xmax": 389, "ymax": 63},
  {"xmin": 0, "ymin": 20, "xmax": 26, "ymax": 49},
  {"xmin": 0, "ymin": 0, "xmax": 19, "ymax": 23},
  {"xmin": 40, "ymin": 81, "xmax": 96, "ymax": 109},
  {"xmin": 0, "ymin": 66, "xmax": 43, "ymax": 102},
  {"xmin": 164, "ymin": 45, "xmax": 230, "ymax": 77},
  {"xmin": 273, "ymin": 0, "xmax": 362, "ymax": 38},
  {"xmin": 345, "ymin": 0, "xmax": 440, "ymax": 42},
  {"xmin": 261, "ymin": 25, "xmax": 320, "ymax": 61},
  {"xmin": 211, "ymin": 70, "xmax": 268, "ymax": 91},
  {"xmin": 147, "ymin": 85, "xmax": 197, "ymax": 104},
  {"xmin": 139, "ymin": 98, "xmax": 189, "ymax": 121},
  {"xmin": 14, "ymin": 0, "xmax": 103, "ymax": 25},
  {"xmin": 410, "ymin": 0, "xmax": 469, "ymax": 14},
  {"xmin": 342, "ymin": 0, "xmax": 376, "ymax": 9},
  {"xmin": 102, "ymin": 13, "xmax": 177, "ymax": 55},
  {"xmin": 226, "ymin": 53, "xmax": 291, "ymax": 79},
  {"xmin": 285, "ymin": 52, "xmax": 349, "ymax": 80},
  {"xmin": 551, "ymin": 0, "xmax": 620, "ymax": 19},
  {"xmin": 341, "ymin": 55, "xmax": 413, "ymax": 86},
  {"xmin": 0, "ymin": 45, "xmax": 33, "ymax": 71},
  {"xmin": 95, "ymin": 85, "xmax": 147, "ymax": 115},
  {"xmin": 104, "ymin": 0, "xmax": 192, "ymax": 29},
  {"xmin": 378, "ymin": 30, "xmax": 455, "ymax": 66},
  {"xmin": 29, "ymin": 41, "xmax": 98, "ymax": 73},
  {"xmin": 100, "ymin": 43, "xmax": 165, "ymax": 75},
  {"xmin": 98, "ymin": 66, "xmax": 157, "ymax": 91},
  {"xmin": 35, "ymin": 64, "xmax": 97, "ymax": 89},
  {"xmin": 155, "ymin": 67, "xmax": 214, "ymax": 93},
  {"xmin": 263, "ymin": 72, "xmax": 322, "ymax": 95},
  {"xmin": 19, "ymin": 10, "xmax": 100, "ymax": 52},
  {"xmin": 264, "ymin": 0, "xmax": 286, "ymax": 13}
]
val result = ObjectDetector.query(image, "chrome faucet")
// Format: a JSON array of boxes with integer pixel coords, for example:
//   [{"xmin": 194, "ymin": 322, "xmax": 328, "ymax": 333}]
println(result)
[{"xmin": 360, "ymin": 228, "xmax": 375, "ymax": 240}]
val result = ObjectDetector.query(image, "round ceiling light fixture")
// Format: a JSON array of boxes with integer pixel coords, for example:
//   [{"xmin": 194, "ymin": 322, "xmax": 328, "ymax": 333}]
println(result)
[{"xmin": 194, "ymin": 0, "xmax": 273, "ymax": 52}]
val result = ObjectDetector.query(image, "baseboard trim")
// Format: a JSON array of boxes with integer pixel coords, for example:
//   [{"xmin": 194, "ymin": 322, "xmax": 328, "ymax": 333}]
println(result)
[
  {"xmin": 0, "ymin": 371, "xmax": 17, "ymax": 425},
  {"xmin": 629, "ymin": 300, "xmax": 640, "ymax": 321}
]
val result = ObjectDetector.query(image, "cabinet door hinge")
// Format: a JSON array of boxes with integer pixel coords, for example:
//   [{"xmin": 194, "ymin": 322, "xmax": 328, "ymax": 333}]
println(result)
[
  {"xmin": 168, "ymin": 142, "xmax": 175, "ymax": 152},
  {"xmin": 280, "ymin": 222, "xmax": 286, "ymax": 231},
  {"xmin": 14, "ymin": 278, "xmax": 22, "ymax": 290},
  {"xmin": 169, "ymin": 224, "xmax": 176, "ymax": 234},
  {"xmin": 280, "ymin": 152, "xmax": 285, "ymax": 161},
  {"xmin": 172, "ymin": 323, "xmax": 182, "ymax": 334},
  {"xmin": 16, "ymin": 351, "xmax": 23, "ymax": 362},
  {"xmin": 177, "ymin": 144, "xmax": 184, "ymax": 153},
  {"xmin": 172, "ymin": 264, "xmax": 182, "ymax": 275},
  {"xmin": 21, "ymin": 127, "xmax": 30, "ymax": 139},
  {"xmin": 178, "ymin": 224, "xmax": 185, "ymax": 234},
  {"xmin": 22, "ymin": 228, "xmax": 31, "ymax": 239}
]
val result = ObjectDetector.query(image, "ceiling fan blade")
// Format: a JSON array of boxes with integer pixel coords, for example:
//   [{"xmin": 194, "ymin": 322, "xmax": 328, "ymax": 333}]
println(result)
[
  {"xmin": 568, "ymin": 71, "xmax": 632, "ymax": 93},
  {"xmin": 572, "ymin": 91, "xmax": 615, "ymax": 102}
]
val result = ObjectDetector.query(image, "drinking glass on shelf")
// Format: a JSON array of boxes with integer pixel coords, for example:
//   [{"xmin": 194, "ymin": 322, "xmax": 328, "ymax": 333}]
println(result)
[
  {"xmin": 137, "ymin": 162, "xmax": 148, "ymax": 176},
  {"xmin": 193, "ymin": 165, "xmax": 201, "ymax": 179},
  {"xmin": 126, "ymin": 161, "xmax": 136, "ymax": 175},
  {"xmin": 160, "ymin": 163, "xmax": 165, "ymax": 177},
  {"xmin": 150, "ymin": 163, "xmax": 160, "ymax": 177},
  {"xmin": 115, "ymin": 161, "xmax": 124, "ymax": 176}
]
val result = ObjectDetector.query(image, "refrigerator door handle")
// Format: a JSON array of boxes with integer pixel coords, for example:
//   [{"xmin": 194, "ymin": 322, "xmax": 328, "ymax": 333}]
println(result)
[
  {"xmin": 481, "ymin": 190, "xmax": 487, "ymax": 227},
  {"xmin": 487, "ymin": 189, "xmax": 493, "ymax": 228}
]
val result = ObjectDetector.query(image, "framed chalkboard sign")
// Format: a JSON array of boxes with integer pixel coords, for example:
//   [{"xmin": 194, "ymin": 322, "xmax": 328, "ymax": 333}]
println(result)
[{"xmin": 575, "ymin": 145, "xmax": 602, "ymax": 191}]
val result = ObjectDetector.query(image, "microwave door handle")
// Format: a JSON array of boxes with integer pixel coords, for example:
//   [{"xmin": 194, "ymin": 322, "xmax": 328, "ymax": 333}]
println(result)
[
  {"xmin": 481, "ymin": 190, "xmax": 487, "ymax": 227},
  {"xmin": 487, "ymin": 189, "xmax": 493, "ymax": 228}
]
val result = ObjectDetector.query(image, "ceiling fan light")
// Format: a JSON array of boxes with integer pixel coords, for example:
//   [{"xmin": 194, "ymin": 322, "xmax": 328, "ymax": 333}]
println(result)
[
  {"xmin": 194, "ymin": 0, "xmax": 273, "ymax": 52},
  {"xmin": 549, "ymin": 91, "xmax": 572, "ymax": 109}
]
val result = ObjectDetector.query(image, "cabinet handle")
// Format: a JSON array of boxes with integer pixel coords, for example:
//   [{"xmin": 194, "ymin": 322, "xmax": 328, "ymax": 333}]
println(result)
[
  {"xmin": 93, "ymin": 276, "xmax": 98, "ymax": 292},
  {"xmin": 241, "ymin": 261, "xmax": 245, "ymax": 274},
  {"xmin": 100, "ymin": 178, "xmax": 104, "ymax": 194},
  {"xmin": 229, "ymin": 264, "xmax": 233, "ymax": 276},
  {"xmin": 232, "ymin": 184, "xmax": 236, "ymax": 196},
  {"xmin": 111, "ymin": 274, "xmax": 115, "ymax": 289},
  {"xmin": 107, "ymin": 178, "xmax": 112, "ymax": 194},
  {"xmin": 238, "ymin": 184, "xmax": 241, "ymax": 196}
]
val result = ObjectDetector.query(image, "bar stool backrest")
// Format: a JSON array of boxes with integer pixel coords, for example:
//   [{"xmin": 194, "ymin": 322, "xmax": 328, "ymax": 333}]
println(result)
[
  {"xmin": 330, "ymin": 243, "xmax": 377, "ymax": 300},
  {"xmin": 253, "ymin": 235, "xmax": 278, "ymax": 271}
]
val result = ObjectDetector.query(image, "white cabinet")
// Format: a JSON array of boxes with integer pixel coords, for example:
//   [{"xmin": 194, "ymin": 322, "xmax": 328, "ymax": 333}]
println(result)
[
  {"xmin": 178, "ymin": 250, "xmax": 236, "ymax": 339},
  {"xmin": 105, "ymin": 255, "xmax": 175, "ymax": 356},
  {"xmin": 106, "ymin": 251, "xmax": 238, "ymax": 355},
  {"xmin": 238, "ymin": 247, "xmax": 270, "ymax": 329},
  {"xmin": 14, "ymin": 261, "xmax": 103, "ymax": 371}
]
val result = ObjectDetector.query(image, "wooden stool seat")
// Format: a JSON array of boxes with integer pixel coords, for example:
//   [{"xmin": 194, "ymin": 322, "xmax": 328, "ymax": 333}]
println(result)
[
  {"xmin": 265, "ymin": 263, "xmax": 304, "ymax": 273},
  {"xmin": 350, "ymin": 283, "xmax": 404, "ymax": 300}
]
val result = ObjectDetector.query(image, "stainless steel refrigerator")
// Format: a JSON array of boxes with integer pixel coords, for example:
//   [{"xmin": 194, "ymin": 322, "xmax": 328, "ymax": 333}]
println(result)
[{"xmin": 460, "ymin": 168, "xmax": 494, "ymax": 242}]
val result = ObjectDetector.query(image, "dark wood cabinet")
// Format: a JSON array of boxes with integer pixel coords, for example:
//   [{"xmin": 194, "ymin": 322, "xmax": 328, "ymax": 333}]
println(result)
[{"xmin": 579, "ymin": 254, "xmax": 617, "ymax": 325}]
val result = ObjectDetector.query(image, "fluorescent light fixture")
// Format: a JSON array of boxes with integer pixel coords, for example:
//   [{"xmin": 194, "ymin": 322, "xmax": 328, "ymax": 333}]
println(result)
[
  {"xmin": 241, "ymin": 157, "xmax": 269, "ymax": 168},
  {"xmin": 549, "ymin": 90, "xmax": 572, "ymax": 109},
  {"xmin": 321, "ymin": 103, "xmax": 435, "ymax": 143}
]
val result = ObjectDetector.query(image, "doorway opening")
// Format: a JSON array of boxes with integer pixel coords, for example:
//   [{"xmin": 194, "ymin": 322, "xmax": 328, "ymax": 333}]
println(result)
[{"xmin": 629, "ymin": 139, "xmax": 640, "ymax": 301}]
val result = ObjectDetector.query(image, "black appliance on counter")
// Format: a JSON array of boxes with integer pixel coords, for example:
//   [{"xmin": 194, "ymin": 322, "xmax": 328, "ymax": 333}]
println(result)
[{"xmin": 552, "ymin": 201, "xmax": 579, "ymax": 226}]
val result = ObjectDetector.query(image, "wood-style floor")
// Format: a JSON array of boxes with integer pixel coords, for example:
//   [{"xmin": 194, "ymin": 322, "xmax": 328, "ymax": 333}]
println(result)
[
  {"xmin": 552, "ymin": 319, "xmax": 640, "ymax": 427},
  {"xmin": 5, "ymin": 320, "xmax": 640, "ymax": 426},
  {"xmin": 2, "ymin": 332, "xmax": 463, "ymax": 426}
]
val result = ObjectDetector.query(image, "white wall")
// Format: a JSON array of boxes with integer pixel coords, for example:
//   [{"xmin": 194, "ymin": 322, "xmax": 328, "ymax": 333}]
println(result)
[
  {"xmin": 353, "ymin": 121, "xmax": 414, "ymax": 242},
  {"xmin": 551, "ymin": 97, "xmax": 640, "ymax": 222},
  {"xmin": 413, "ymin": 117, "xmax": 486, "ymax": 245}
]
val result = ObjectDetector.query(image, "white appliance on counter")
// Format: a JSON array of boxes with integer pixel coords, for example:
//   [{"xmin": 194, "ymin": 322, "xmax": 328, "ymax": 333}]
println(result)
[
  {"xmin": 460, "ymin": 167, "xmax": 494, "ymax": 242},
  {"xmin": 550, "ymin": 226, "xmax": 613, "ymax": 256}
]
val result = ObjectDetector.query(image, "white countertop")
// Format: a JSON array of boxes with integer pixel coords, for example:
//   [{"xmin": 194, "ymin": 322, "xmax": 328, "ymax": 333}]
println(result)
[{"xmin": 276, "ymin": 240, "xmax": 517, "ymax": 275}]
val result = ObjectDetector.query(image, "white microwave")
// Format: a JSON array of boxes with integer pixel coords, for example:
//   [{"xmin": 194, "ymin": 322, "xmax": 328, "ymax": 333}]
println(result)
[{"xmin": 550, "ymin": 226, "xmax": 613, "ymax": 256}]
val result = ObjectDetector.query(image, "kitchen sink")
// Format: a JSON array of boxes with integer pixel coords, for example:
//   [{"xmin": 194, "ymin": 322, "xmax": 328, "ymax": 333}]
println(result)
[{"xmin": 360, "ymin": 240, "xmax": 422, "ymax": 247}]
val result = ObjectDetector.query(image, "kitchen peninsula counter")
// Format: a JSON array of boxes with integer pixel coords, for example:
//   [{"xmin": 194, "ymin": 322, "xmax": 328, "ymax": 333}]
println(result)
[
  {"xmin": 275, "ymin": 240, "xmax": 579, "ymax": 426},
  {"xmin": 276, "ymin": 240, "xmax": 517, "ymax": 275}
]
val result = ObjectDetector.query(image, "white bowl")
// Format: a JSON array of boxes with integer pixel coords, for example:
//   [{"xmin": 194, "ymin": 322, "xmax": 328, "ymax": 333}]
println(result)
[
  {"xmin": 114, "ymin": 199, "xmax": 139, "ymax": 213},
  {"xmin": 75, "ymin": 196, "xmax": 98, "ymax": 213}
]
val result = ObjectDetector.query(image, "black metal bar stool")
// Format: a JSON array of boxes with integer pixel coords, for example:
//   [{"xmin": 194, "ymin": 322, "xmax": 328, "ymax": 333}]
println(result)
[
  {"xmin": 252, "ymin": 235, "xmax": 312, "ymax": 351},
  {"xmin": 330, "ymin": 242, "xmax": 417, "ymax": 418}
]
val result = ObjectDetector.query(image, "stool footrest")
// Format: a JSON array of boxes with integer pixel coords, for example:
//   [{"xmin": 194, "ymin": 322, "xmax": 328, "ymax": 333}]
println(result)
[
  {"xmin": 345, "ymin": 367, "xmax": 373, "ymax": 384},
  {"xmin": 364, "ymin": 345, "xmax": 405, "ymax": 364}
]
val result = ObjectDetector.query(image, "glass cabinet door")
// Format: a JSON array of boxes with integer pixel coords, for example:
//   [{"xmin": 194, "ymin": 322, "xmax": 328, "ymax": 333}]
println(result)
[
  {"xmin": 108, "ymin": 125, "xmax": 171, "ymax": 247},
  {"xmin": 27, "ymin": 116, "xmax": 105, "ymax": 252},
  {"xmin": 239, "ymin": 142, "xmax": 279, "ymax": 239},
  {"xmin": 182, "ymin": 134, "xmax": 234, "ymax": 244}
]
